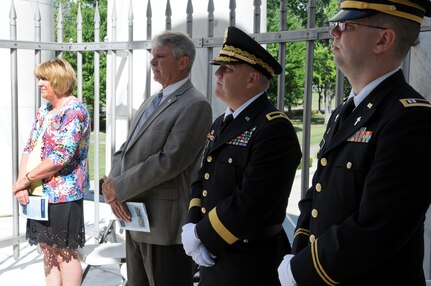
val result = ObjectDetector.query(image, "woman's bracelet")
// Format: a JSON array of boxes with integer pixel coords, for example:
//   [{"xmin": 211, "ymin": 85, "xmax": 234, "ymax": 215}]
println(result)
[{"xmin": 25, "ymin": 172, "xmax": 32, "ymax": 183}]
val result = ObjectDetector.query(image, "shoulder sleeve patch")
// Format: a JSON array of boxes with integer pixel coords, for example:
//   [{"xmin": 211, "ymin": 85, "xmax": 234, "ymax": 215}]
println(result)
[
  {"xmin": 399, "ymin": 98, "xmax": 431, "ymax": 108},
  {"xmin": 266, "ymin": 111, "xmax": 290, "ymax": 121}
]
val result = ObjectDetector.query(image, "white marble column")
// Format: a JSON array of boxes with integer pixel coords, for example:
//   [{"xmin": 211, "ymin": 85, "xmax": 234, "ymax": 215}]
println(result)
[{"xmin": 0, "ymin": 0, "xmax": 54, "ymax": 216}]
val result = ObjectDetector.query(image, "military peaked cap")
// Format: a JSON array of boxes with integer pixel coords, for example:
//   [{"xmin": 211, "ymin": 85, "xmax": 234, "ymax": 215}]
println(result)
[
  {"xmin": 330, "ymin": 0, "xmax": 431, "ymax": 24},
  {"xmin": 210, "ymin": 26, "xmax": 282, "ymax": 79}
]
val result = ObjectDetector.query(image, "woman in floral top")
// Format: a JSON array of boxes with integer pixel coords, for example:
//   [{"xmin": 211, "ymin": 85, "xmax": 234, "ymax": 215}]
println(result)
[{"xmin": 12, "ymin": 58, "xmax": 90, "ymax": 286}]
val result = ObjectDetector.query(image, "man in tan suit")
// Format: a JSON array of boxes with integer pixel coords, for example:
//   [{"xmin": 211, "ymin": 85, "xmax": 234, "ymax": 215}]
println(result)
[{"xmin": 102, "ymin": 31, "xmax": 212, "ymax": 286}]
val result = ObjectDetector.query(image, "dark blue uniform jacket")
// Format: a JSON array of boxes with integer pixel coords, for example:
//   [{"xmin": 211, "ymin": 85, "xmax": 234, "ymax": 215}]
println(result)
[
  {"xmin": 292, "ymin": 70, "xmax": 431, "ymax": 286},
  {"xmin": 188, "ymin": 93, "xmax": 301, "ymax": 286}
]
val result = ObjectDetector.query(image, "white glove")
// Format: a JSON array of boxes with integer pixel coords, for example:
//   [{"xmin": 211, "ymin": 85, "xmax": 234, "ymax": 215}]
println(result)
[
  {"xmin": 190, "ymin": 244, "xmax": 215, "ymax": 267},
  {"xmin": 181, "ymin": 223, "xmax": 215, "ymax": 267},
  {"xmin": 278, "ymin": 254, "xmax": 297, "ymax": 286},
  {"xmin": 181, "ymin": 223, "xmax": 201, "ymax": 256}
]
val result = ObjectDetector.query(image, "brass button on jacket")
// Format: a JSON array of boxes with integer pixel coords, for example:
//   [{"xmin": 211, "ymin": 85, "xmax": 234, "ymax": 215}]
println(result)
[
  {"xmin": 186, "ymin": 84, "xmax": 303, "ymax": 286},
  {"xmin": 309, "ymin": 234, "xmax": 316, "ymax": 243},
  {"xmin": 320, "ymin": 158, "xmax": 327, "ymax": 166}
]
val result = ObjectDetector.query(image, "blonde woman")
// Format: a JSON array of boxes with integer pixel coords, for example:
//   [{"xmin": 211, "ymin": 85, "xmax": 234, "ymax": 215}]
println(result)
[{"xmin": 12, "ymin": 58, "xmax": 90, "ymax": 286}]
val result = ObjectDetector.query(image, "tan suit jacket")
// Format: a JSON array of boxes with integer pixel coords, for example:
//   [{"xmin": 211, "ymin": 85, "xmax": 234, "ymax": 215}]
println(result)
[{"xmin": 109, "ymin": 79, "xmax": 212, "ymax": 245}]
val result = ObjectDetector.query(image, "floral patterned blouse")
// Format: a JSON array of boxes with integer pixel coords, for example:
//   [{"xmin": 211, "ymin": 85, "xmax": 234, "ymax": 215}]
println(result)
[{"xmin": 23, "ymin": 96, "xmax": 91, "ymax": 203}]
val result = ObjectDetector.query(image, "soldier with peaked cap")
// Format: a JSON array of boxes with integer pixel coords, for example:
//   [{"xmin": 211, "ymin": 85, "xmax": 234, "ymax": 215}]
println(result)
[
  {"xmin": 278, "ymin": 0, "xmax": 431, "ymax": 285},
  {"xmin": 181, "ymin": 26, "xmax": 302, "ymax": 285}
]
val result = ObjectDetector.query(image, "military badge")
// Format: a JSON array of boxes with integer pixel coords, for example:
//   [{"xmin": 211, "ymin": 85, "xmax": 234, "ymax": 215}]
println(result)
[
  {"xmin": 347, "ymin": 127, "xmax": 373, "ymax": 143},
  {"xmin": 399, "ymin": 98, "xmax": 431, "ymax": 108},
  {"xmin": 207, "ymin": 130, "xmax": 215, "ymax": 141},
  {"xmin": 226, "ymin": 126, "xmax": 256, "ymax": 147}
]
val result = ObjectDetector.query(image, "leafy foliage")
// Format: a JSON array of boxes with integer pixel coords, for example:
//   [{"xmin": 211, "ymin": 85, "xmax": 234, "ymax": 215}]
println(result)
[
  {"xmin": 282, "ymin": 0, "xmax": 332, "ymax": 27},
  {"xmin": 53, "ymin": 0, "xmax": 347, "ymax": 123},
  {"xmin": 267, "ymin": 0, "xmax": 306, "ymax": 113},
  {"xmin": 266, "ymin": 0, "xmax": 346, "ymax": 116},
  {"xmin": 313, "ymin": 42, "xmax": 336, "ymax": 113},
  {"xmin": 54, "ymin": 0, "xmax": 107, "ymax": 129}
]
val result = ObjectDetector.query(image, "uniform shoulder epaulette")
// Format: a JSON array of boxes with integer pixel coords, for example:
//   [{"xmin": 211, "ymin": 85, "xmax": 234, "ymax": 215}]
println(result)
[
  {"xmin": 266, "ymin": 111, "xmax": 290, "ymax": 121},
  {"xmin": 399, "ymin": 98, "xmax": 431, "ymax": 108}
]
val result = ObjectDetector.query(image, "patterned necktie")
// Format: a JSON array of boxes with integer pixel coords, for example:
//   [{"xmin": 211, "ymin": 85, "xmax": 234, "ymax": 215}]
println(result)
[
  {"xmin": 121, "ymin": 92, "xmax": 163, "ymax": 174},
  {"xmin": 130, "ymin": 92, "xmax": 163, "ymax": 142}
]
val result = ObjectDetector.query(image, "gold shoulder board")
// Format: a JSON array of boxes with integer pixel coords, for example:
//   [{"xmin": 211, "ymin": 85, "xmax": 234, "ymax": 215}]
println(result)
[
  {"xmin": 399, "ymin": 98, "xmax": 431, "ymax": 108},
  {"xmin": 266, "ymin": 111, "xmax": 290, "ymax": 121}
]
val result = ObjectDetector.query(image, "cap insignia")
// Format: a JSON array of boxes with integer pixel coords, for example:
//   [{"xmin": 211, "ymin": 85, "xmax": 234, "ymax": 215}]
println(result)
[{"xmin": 220, "ymin": 45, "xmax": 275, "ymax": 76}]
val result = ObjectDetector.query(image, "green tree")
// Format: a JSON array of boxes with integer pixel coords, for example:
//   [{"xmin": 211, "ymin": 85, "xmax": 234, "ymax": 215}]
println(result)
[
  {"xmin": 280, "ymin": 0, "xmax": 333, "ymax": 29},
  {"xmin": 54, "ymin": 0, "xmax": 107, "ymax": 130},
  {"xmin": 267, "ymin": 0, "xmax": 346, "ymax": 117},
  {"xmin": 313, "ymin": 42, "xmax": 336, "ymax": 118},
  {"xmin": 267, "ymin": 0, "xmax": 306, "ymax": 114}
]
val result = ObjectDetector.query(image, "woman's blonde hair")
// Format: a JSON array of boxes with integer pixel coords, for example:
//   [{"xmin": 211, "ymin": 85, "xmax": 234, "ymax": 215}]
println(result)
[{"xmin": 34, "ymin": 58, "xmax": 76, "ymax": 95}]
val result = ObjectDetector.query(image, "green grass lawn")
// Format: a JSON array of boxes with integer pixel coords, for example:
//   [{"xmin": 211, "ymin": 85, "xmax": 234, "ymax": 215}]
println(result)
[
  {"xmin": 291, "ymin": 112, "xmax": 326, "ymax": 146},
  {"xmin": 88, "ymin": 132, "xmax": 106, "ymax": 180},
  {"xmin": 291, "ymin": 91, "xmax": 329, "ymax": 144},
  {"xmin": 290, "ymin": 112, "xmax": 326, "ymax": 167},
  {"xmin": 290, "ymin": 93, "xmax": 331, "ymax": 160}
]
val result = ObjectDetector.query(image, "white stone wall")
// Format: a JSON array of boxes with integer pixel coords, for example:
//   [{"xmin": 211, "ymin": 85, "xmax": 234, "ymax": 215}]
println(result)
[
  {"xmin": 411, "ymin": 19, "xmax": 431, "ymax": 280},
  {"xmin": 410, "ymin": 19, "xmax": 431, "ymax": 101},
  {"xmin": 0, "ymin": 0, "xmax": 54, "ymax": 216}
]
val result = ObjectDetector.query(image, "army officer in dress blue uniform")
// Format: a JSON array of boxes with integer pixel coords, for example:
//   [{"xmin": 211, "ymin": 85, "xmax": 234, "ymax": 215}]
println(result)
[
  {"xmin": 278, "ymin": 0, "xmax": 431, "ymax": 285},
  {"xmin": 181, "ymin": 26, "xmax": 302, "ymax": 286}
]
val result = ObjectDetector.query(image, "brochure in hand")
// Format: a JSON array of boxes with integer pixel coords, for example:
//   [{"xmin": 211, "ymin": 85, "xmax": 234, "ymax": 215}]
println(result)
[
  {"xmin": 117, "ymin": 202, "xmax": 150, "ymax": 232},
  {"xmin": 19, "ymin": 196, "xmax": 49, "ymax": 221}
]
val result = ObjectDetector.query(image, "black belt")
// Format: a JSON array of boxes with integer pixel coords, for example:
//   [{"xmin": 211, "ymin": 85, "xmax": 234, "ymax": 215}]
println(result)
[{"xmin": 241, "ymin": 224, "xmax": 283, "ymax": 240}]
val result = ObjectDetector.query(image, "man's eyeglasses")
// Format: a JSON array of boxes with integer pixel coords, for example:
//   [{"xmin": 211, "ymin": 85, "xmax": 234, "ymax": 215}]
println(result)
[{"xmin": 331, "ymin": 21, "xmax": 387, "ymax": 32}]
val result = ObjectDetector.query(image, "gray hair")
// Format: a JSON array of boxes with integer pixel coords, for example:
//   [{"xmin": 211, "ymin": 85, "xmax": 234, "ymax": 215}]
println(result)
[{"xmin": 153, "ymin": 31, "xmax": 196, "ymax": 71}]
